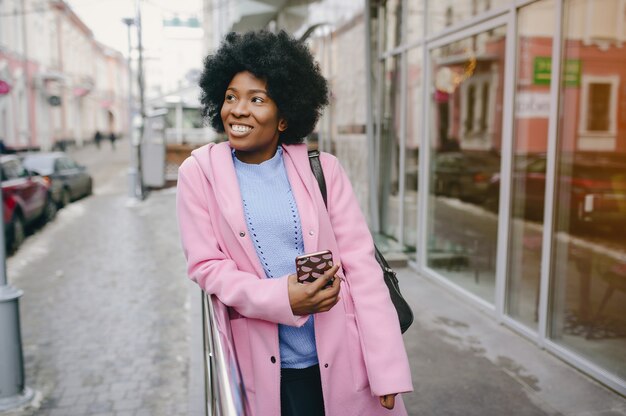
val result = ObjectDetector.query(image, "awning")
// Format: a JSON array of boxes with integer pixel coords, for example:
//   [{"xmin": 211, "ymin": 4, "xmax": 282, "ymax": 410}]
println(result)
[
  {"xmin": 228, "ymin": 0, "xmax": 316, "ymax": 32},
  {"xmin": 0, "ymin": 79, "xmax": 11, "ymax": 95}
]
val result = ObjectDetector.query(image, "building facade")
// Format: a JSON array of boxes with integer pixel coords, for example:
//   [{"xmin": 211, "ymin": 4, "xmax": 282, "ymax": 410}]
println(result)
[
  {"xmin": 210, "ymin": 0, "xmax": 626, "ymax": 395},
  {"xmin": 0, "ymin": 0, "xmax": 128, "ymax": 150}
]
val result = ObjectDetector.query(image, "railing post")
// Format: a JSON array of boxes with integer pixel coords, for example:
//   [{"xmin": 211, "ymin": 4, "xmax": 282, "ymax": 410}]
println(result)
[{"xmin": 201, "ymin": 293, "xmax": 249, "ymax": 415}]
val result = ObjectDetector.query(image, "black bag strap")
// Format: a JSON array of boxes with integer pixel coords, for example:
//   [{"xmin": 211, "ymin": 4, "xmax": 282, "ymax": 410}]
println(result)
[
  {"xmin": 307, "ymin": 150, "xmax": 398, "ymax": 282},
  {"xmin": 307, "ymin": 150, "xmax": 327, "ymax": 207},
  {"xmin": 308, "ymin": 150, "xmax": 412, "ymax": 333}
]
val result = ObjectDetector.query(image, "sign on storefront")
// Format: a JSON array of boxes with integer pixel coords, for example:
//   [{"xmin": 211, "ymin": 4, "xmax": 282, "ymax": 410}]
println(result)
[
  {"xmin": 533, "ymin": 57, "xmax": 581, "ymax": 86},
  {"xmin": 0, "ymin": 80, "xmax": 11, "ymax": 95},
  {"xmin": 516, "ymin": 92, "xmax": 551, "ymax": 118}
]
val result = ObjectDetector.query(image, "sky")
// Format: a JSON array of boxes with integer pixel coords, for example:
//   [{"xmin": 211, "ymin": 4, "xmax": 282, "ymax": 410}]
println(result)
[{"xmin": 67, "ymin": 0, "xmax": 203, "ymax": 55}]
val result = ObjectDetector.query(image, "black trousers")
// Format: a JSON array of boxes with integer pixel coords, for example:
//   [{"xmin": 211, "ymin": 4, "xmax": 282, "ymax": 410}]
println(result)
[{"xmin": 280, "ymin": 364, "xmax": 325, "ymax": 416}]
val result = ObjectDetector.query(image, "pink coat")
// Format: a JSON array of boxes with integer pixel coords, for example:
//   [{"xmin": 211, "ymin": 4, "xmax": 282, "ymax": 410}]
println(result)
[{"xmin": 177, "ymin": 142, "xmax": 413, "ymax": 415}]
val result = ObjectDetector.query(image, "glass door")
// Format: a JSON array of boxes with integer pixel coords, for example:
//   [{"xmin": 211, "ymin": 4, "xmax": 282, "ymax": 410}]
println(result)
[{"xmin": 425, "ymin": 19, "xmax": 508, "ymax": 304}]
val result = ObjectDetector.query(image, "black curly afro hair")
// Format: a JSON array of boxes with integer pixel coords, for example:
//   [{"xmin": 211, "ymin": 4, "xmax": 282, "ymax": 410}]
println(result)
[{"xmin": 199, "ymin": 30, "xmax": 329, "ymax": 144}]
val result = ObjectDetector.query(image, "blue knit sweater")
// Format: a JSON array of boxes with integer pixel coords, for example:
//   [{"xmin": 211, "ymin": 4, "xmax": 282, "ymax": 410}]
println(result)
[{"xmin": 233, "ymin": 147, "xmax": 318, "ymax": 369}]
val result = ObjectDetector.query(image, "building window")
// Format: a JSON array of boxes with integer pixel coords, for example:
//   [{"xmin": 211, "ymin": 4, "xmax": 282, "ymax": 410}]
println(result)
[
  {"xmin": 587, "ymin": 83, "xmax": 611, "ymax": 132},
  {"xmin": 465, "ymin": 84, "xmax": 475, "ymax": 133},
  {"xmin": 579, "ymin": 75, "xmax": 618, "ymax": 137}
]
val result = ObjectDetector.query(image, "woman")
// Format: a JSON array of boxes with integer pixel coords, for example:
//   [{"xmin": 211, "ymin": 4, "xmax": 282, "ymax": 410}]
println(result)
[{"xmin": 177, "ymin": 31, "xmax": 412, "ymax": 415}]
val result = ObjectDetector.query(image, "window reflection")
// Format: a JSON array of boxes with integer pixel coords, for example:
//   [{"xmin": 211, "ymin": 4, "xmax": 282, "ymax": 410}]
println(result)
[
  {"xmin": 381, "ymin": 0, "xmax": 402, "ymax": 51},
  {"xmin": 406, "ymin": 1, "xmax": 425, "ymax": 42},
  {"xmin": 549, "ymin": 0, "xmax": 626, "ymax": 381},
  {"xmin": 379, "ymin": 56, "xmax": 402, "ymax": 241},
  {"xmin": 506, "ymin": 0, "xmax": 555, "ymax": 330},
  {"xmin": 427, "ymin": 0, "xmax": 511, "ymax": 35},
  {"xmin": 404, "ymin": 47, "xmax": 423, "ymax": 256},
  {"xmin": 427, "ymin": 26, "xmax": 507, "ymax": 303}
]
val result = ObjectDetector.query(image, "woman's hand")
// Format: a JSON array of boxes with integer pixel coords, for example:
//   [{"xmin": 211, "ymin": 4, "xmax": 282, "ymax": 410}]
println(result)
[
  {"xmin": 379, "ymin": 394, "xmax": 397, "ymax": 410},
  {"xmin": 288, "ymin": 263, "xmax": 341, "ymax": 315}
]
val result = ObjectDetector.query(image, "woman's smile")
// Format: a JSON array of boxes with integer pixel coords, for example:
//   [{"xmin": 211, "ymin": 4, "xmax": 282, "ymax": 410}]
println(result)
[{"xmin": 229, "ymin": 123, "xmax": 254, "ymax": 136}]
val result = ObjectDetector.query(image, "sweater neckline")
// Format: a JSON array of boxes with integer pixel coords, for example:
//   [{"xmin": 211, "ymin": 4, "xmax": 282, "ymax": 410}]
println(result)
[{"xmin": 233, "ymin": 146, "xmax": 284, "ymax": 177}]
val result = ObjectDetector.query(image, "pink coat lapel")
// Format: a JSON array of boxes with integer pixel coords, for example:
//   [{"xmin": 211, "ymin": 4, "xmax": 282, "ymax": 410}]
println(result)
[{"xmin": 193, "ymin": 143, "xmax": 266, "ymax": 279}]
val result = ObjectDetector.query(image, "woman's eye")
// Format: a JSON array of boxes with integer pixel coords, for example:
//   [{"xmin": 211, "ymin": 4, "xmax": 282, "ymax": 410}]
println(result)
[
  {"xmin": 251, "ymin": 97, "xmax": 264, "ymax": 103},
  {"xmin": 225, "ymin": 94, "xmax": 236, "ymax": 102}
]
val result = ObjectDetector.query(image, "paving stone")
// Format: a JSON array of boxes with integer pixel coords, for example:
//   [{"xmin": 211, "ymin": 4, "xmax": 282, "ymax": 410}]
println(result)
[
  {"xmin": 87, "ymin": 401, "xmax": 114, "ymax": 413},
  {"xmin": 113, "ymin": 399, "xmax": 143, "ymax": 412}
]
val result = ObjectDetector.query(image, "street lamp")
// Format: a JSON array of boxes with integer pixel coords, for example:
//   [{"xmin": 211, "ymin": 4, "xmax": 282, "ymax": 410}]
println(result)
[
  {"xmin": 135, "ymin": 0, "xmax": 146, "ymax": 200},
  {"xmin": 122, "ymin": 17, "xmax": 142, "ymax": 200}
]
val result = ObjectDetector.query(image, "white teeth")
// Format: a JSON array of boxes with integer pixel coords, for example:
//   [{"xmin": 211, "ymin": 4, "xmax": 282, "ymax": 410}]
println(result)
[{"xmin": 232, "ymin": 124, "xmax": 252, "ymax": 133}]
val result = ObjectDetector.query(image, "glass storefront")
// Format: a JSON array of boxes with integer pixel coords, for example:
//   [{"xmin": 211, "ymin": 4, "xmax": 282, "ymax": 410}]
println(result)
[
  {"xmin": 379, "ymin": 56, "xmax": 402, "ymax": 241},
  {"xmin": 426, "ymin": 25, "xmax": 506, "ymax": 303},
  {"xmin": 549, "ymin": 0, "xmax": 626, "ymax": 381},
  {"xmin": 406, "ymin": 1, "xmax": 424, "ymax": 41},
  {"xmin": 369, "ymin": 0, "xmax": 626, "ymax": 393},
  {"xmin": 382, "ymin": 0, "xmax": 402, "ymax": 50},
  {"xmin": 403, "ymin": 46, "xmax": 423, "ymax": 255},
  {"xmin": 506, "ymin": 0, "xmax": 556, "ymax": 330}
]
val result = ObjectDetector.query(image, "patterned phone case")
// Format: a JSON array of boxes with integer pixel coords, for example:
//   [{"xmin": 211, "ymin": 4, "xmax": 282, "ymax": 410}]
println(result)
[{"xmin": 295, "ymin": 250, "xmax": 334, "ymax": 284}]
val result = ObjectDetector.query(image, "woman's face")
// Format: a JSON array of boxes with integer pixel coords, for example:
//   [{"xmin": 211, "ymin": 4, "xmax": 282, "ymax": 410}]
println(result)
[{"xmin": 221, "ymin": 71, "xmax": 287, "ymax": 164}]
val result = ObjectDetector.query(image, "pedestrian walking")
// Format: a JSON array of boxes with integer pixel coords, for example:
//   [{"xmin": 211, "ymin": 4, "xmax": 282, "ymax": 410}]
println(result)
[
  {"xmin": 176, "ymin": 31, "xmax": 412, "ymax": 415},
  {"xmin": 94, "ymin": 130, "xmax": 102, "ymax": 149},
  {"xmin": 108, "ymin": 132, "xmax": 116, "ymax": 150}
]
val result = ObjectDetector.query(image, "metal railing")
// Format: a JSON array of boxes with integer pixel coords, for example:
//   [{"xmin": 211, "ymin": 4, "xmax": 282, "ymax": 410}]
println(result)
[{"xmin": 202, "ymin": 293, "xmax": 250, "ymax": 416}]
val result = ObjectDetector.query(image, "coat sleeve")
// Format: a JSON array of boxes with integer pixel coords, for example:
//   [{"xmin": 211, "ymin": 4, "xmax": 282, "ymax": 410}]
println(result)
[
  {"xmin": 325, "ymin": 156, "xmax": 413, "ymax": 396},
  {"xmin": 176, "ymin": 157, "xmax": 309, "ymax": 327}
]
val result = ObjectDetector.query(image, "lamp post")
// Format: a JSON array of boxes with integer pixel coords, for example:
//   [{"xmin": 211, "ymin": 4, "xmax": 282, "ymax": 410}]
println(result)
[
  {"xmin": 122, "ymin": 17, "xmax": 141, "ymax": 199},
  {"xmin": 135, "ymin": 0, "xmax": 146, "ymax": 199},
  {"xmin": 0, "ymin": 170, "xmax": 34, "ymax": 412}
]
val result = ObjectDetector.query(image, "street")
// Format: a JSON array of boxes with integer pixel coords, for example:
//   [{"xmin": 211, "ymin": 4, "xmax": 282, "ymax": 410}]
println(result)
[{"xmin": 5, "ymin": 139, "xmax": 190, "ymax": 416}]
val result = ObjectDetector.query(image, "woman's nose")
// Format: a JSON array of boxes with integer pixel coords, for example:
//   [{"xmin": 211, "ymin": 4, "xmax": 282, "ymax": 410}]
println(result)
[{"xmin": 231, "ymin": 100, "xmax": 249, "ymax": 117}]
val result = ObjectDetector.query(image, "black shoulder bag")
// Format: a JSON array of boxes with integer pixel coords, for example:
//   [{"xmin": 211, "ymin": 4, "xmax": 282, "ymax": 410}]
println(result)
[{"xmin": 308, "ymin": 150, "xmax": 414, "ymax": 333}]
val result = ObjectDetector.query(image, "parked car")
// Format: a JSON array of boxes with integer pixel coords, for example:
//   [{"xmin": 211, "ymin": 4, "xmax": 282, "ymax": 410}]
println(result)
[
  {"xmin": 484, "ymin": 154, "xmax": 626, "ymax": 227},
  {"xmin": 2, "ymin": 155, "xmax": 56, "ymax": 253},
  {"xmin": 432, "ymin": 151, "xmax": 501, "ymax": 203},
  {"xmin": 22, "ymin": 152, "xmax": 93, "ymax": 208}
]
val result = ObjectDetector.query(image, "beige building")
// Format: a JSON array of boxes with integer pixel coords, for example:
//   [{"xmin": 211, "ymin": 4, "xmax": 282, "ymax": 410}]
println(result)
[{"xmin": 0, "ymin": 0, "xmax": 128, "ymax": 150}]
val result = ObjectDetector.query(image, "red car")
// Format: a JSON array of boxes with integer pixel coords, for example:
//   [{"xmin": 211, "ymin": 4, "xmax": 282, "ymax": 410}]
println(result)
[
  {"xmin": 2, "ymin": 155, "xmax": 57, "ymax": 253},
  {"xmin": 485, "ymin": 154, "xmax": 626, "ymax": 229}
]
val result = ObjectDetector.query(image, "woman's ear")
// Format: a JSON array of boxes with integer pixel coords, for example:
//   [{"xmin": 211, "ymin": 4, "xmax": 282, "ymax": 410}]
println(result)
[{"xmin": 278, "ymin": 118, "xmax": 288, "ymax": 132}]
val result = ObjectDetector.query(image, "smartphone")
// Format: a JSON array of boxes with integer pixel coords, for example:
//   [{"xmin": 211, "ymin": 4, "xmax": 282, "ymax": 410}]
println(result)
[{"xmin": 295, "ymin": 250, "xmax": 334, "ymax": 287}]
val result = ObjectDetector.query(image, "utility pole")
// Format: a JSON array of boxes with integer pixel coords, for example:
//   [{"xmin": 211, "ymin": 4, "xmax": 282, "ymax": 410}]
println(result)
[
  {"xmin": 20, "ymin": 0, "xmax": 32, "ymax": 147},
  {"xmin": 135, "ymin": 0, "xmax": 146, "ymax": 199},
  {"xmin": 0, "ymin": 173, "xmax": 33, "ymax": 411},
  {"xmin": 122, "ymin": 17, "xmax": 141, "ymax": 199}
]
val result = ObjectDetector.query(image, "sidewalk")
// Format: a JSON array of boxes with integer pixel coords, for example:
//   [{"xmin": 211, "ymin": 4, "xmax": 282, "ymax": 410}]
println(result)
[
  {"xmin": 1, "ymin": 140, "xmax": 624, "ymax": 415},
  {"xmin": 397, "ymin": 268, "xmax": 625, "ymax": 415}
]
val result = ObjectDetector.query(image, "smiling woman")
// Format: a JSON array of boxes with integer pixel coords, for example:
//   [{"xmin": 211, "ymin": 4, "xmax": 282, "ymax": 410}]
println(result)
[{"xmin": 177, "ymin": 30, "xmax": 413, "ymax": 416}]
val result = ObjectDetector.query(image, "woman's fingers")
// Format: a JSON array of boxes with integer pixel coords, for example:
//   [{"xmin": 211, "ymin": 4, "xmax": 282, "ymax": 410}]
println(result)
[
  {"xmin": 379, "ymin": 394, "xmax": 397, "ymax": 410},
  {"xmin": 288, "ymin": 263, "xmax": 342, "ymax": 315},
  {"xmin": 314, "ymin": 263, "xmax": 340, "ymax": 290}
]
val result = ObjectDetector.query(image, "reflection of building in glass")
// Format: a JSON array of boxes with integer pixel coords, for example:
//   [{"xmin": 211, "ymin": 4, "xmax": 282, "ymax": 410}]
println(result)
[{"xmin": 207, "ymin": 0, "xmax": 626, "ymax": 395}]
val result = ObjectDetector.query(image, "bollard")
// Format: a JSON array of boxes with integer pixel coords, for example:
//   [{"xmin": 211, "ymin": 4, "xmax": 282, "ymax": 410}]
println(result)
[{"xmin": 0, "ymin": 285, "xmax": 33, "ymax": 410}]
